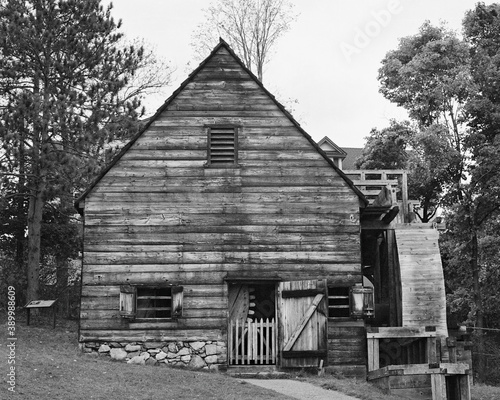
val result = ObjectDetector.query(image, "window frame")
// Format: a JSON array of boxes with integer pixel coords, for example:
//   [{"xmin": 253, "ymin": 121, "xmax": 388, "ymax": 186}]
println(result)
[
  {"xmin": 327, "ymin": 286, "xmax": 351, "ymax": 319},
  {"xmin": 119, "ymin": 284, "xmax": 183, "ymax": 321},
  {"xmin": 206, "ymin": 125, "xmax": 239, "ymax": 167},
  {"xmin": 327, "ymin": 284, "xmax": 375, "ymax": 320}
]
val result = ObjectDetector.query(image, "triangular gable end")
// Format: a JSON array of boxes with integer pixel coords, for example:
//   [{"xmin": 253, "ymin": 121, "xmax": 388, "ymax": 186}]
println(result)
[
  {"xmin": 75, "ymin": 38, "xmax": 367, "ymax": 213},
  {"xmin": 317, "ymin": 136, "xmax": 347, "ymax": 158}
]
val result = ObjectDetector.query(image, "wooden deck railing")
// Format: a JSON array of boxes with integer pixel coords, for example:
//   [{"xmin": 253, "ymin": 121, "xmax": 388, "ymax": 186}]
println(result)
[
  {"xmin": 228, "ymin": 318, "xmax": 277, "ymax": 365},
  {"xmin": 366, "ymin": 326, "xmax": 471, "ymax": 400},
  {"xmin": 367, "ymin": 326, "xmax": 438, "ymax": 371},
  {"xmin": 344, "ymin": 170, "xmax": 410, "ymax": 223}
]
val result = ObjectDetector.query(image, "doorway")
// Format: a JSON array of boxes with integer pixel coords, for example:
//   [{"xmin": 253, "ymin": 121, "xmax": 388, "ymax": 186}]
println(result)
[{"xmin": 228, "ymin": 282, "xmax": 277, "ymax": 365}]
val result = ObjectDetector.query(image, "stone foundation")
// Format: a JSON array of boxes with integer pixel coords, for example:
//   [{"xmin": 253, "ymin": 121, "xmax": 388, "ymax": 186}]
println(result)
[{"xmin": 81, "ymin": 340, "xmax": 227, "ymax": 370}]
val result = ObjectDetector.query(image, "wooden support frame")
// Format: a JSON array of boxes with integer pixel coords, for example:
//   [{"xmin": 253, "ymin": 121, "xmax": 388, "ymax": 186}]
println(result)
[
  {"xmin": 367, "ymin": 326, "xmax": 438, "ymax": 372},
  {"xmin": 366, "ymin": 327, "xmax": 471, "ymax": 400},
  {"xmin": 368, "ymin": 364, "xmax": 470, "ymax": 400}
]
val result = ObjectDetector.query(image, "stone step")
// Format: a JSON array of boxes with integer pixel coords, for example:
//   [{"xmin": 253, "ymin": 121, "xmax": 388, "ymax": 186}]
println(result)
[{"xmin": 226, "ymin": 365, "xmax": 288, "ymax": 379}]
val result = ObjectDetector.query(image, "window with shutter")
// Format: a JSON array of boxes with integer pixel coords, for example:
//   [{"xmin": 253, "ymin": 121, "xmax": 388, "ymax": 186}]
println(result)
[
  {"xmin": 208, "ymin": 126, "xmax": 237, "ymax": 165},
  {"xmin": 327, "ymin": 285, "xmax": 375, "ymax": 319},
  {"xmin": 120, "ymin": 285, "xmax": 136, "ymax": 318},
  {"xmin": 328, "ymin": 286, "xmax": 350, "ymax": 318},
  {"xmin": 119, "ymin": 285, "xmax": 183, "ymax": 320}
]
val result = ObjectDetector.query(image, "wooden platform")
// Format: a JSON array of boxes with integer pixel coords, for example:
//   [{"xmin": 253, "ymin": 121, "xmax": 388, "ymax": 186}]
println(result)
[{"xmin": 368, "ymin": 363, "xmax": 470, "ymax": 400}]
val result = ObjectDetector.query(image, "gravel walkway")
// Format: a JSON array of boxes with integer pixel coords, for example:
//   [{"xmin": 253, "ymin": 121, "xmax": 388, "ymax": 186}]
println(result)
[{"xmin": 242, "ymin": 379, "xmax": 360, "ymax": 400}]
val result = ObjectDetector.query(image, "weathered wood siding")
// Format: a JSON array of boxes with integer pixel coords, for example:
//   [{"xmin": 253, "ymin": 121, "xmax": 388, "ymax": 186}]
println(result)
[{"xmin": 79, "ymin": 45, "xmax": 362, "ymax": 344}]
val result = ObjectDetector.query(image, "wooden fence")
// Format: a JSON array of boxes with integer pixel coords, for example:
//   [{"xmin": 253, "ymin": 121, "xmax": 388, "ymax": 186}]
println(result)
[{"xmin": 228, "ymin": 318, "xmax": 277, "ymax": 365}]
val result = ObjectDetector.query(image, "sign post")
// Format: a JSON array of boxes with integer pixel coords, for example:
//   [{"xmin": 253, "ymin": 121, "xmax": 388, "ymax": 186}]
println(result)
[{"xmin": 25, "ymin": 300, "xmax": 58, "ymax": 329}]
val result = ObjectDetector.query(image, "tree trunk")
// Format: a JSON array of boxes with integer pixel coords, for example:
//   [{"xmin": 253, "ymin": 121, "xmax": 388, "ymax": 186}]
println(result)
[
  {"xmin": 470, "ymin": 229, "xmax": 486, "ymax": 380},
  {"xmin": 26, "ymin": 178, "xmax": 44, "ymax": 304},
  {"xmin": 56, "ymin": 257, "xmax": 69, "ymax": 318},
  {"xmin": 15, "ymin": 128, "xmax": 27, "ymax": 305}
]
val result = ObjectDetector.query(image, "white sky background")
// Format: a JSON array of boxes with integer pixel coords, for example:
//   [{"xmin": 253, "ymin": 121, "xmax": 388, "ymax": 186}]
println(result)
[{"xmin": 108, "ymin": 0, "xmax": 487, "ymax": 147}]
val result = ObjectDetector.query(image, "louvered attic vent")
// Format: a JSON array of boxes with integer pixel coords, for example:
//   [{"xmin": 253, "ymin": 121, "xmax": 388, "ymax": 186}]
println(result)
[{"xmin": 208, "ymin": 126, "xmax": 237, "ymax": 165}]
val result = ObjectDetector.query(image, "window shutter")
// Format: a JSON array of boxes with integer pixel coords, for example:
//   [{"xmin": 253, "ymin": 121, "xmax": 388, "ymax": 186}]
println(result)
[
  {"xmin": 208, "ymin": 127, "xmax": 237, "ymax": 164},
  {"xmin": 120, "ymin": 285, "xmax": 136, "ymax": 319},
  {"xmin": 349, "ymin": 285, "xmax": 375, "ymax": 318},
  {"xmin": 172, "ymin": 286, "xmax": 183, "ymax": 318}
]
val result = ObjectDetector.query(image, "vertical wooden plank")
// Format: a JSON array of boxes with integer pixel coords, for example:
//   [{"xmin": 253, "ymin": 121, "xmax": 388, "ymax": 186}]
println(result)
[
  {"xmin": 459, "ymin": 374, "xmax": 471, "ymax": 400},
  {"xmin": 265, "ymin": 318, "xmax": 270, "ymax": 364},
  {"xmin": 235, "ymin": 319, "xmax": 239, "ymax": 365},
  {"xmin": 427, "ymin": 337, "xmax": 437, "ymax": 364},
  {"xmin": 254, "ymin": 320, "xmax": 258, "ymax": 362},
  {"xmin": 367, "ymin": 337, "xmax": 379, "ymax": 371},
  {"xmin": 247, "ymin": 321, "xmax": 251, "ymax": 364},
  {"xmin": 402, "ymin": 171, "xmax": 408, "ymax": 223},
  {"xmin": 447, "ymin": 337, "xmax": 457, "ymax": 363},
  {"xmin": 251, "ymin": 320, "xmax": 256, "ymax": 362},
  {"xmin": 272, "ymin": 317, "xmax": 276, "ymax": 364},
  {"xmin": 229, "ymin": 320, "xmax": 233, "ymax": 365},
  {"xmin": 259, "ymin": 318, "xmax": 264, "ymax": 364},
  {"xmin": 431, "ymin": 374, "xmax": 446, "ymax": 400}
]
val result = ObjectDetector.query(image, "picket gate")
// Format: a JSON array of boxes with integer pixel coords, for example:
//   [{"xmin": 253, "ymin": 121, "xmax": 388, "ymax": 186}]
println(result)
[{"xmin": 228, "ymin": 318, "xmax": 277, "ymax": 365}]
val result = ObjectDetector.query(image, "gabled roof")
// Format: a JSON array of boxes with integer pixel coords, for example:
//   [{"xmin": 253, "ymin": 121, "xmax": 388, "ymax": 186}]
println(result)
[
  {"xmin": 75, "ymin": 39, "xmax": 368, "ymax": 212},
  {"xmin": 317, "ymin": 136, "xmax": 347, "ymax": 158}
]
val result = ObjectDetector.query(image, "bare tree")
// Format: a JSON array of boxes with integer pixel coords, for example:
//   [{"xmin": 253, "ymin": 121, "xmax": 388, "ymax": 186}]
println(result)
[
  {"xmin": 119, "ymin": 38, "xmax": 174, "ymax": 112},
  {"xmin": 191, "ymin": 0, "xmax": 296, "ymax": 82}
]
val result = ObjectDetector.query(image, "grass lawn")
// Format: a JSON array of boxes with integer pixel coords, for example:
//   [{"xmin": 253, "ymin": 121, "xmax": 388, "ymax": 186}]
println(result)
[
  {"xmin": 2, "ymin": 311, "xmax": 500, "ymax": 400},
  {"xmin": 0, "ymin": 312, "xmax": 292, "ymax": 400}
]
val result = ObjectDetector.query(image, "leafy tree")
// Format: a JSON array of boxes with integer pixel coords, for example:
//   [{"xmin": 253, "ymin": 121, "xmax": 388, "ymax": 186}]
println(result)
[
  {"xmin": 0, "ymin": 0, "xmax": 145, "ymax": 303},
  {"xmin": 371, "ymin": 7, "xmax": 500, "ymax": 382},
  {"xmin": 464, "ymin": 2, "xmax": 500, "ymax": 144},
  {"xmin": 378, "ymin": 21, "xmax": 471, "ymax": 185},
  {"xmin": 191, "ymin": 0, "xmax": 296, "ymax": 82},
  {"xmin": 355, "ymin": 120, "xmax": 413, "ymax": 170},
  {"xmin": 407, "ymin": 124, "xmax": 461, "ymax": 222}
]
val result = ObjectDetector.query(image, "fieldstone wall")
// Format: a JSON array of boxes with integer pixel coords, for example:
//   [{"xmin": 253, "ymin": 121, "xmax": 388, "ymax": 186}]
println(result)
[{"xmin": 81, "ymin": 340, "xmax": 227, "ymax": 370}]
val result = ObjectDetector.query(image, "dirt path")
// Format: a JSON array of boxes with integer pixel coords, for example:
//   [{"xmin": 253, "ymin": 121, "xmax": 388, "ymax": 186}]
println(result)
[{"xmin": 242, "ymin": 379, "xmax": 360, "ymax": 400}]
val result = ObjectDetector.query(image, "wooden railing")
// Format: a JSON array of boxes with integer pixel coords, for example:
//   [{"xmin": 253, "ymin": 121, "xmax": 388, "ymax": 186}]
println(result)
[
  {"xmin": 344, "ymin": 170, "xmax": 410, "ymax": 223},
  {"xmin": 366, "ymin": 326, "xmax": 471, "ymax": 400},
  {"xmin": 228, "ymin": 318, "xmax": 277, "ymax": 365},
  {"xmin": 367, "ymin": 326, "xmax": 438, "ymax": 371}
]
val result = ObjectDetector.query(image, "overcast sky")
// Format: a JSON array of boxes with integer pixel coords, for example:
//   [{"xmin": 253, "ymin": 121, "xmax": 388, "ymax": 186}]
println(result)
[{"xmin": 109, "ymin": 0, "xmax": 488, "ymax": 147}]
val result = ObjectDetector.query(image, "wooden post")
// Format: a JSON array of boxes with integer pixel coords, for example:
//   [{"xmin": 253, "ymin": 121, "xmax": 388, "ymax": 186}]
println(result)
[
  {"xmin": 53, "ymin": 305, "xmax": 56, "ymax": 329},
  {"xmin": 459, "ymin": 374, "xmax": 471, "ymax": 400},
  {"xmin": 427, "ymin": 337, "xmax": 438, "ymax": 364},
  {"xmin": 367, "ymin": 337, "xmax": 379, "ymax": 371},
  {"xmin": 431, "ymin": 373, "xmax": 447, "ymax": 400},
  {"xmin": 447, "ymin": 337, "xmax": 457, "ymax": 363},
  {"xmin": 402, "ymin": 171, "xmax": 408, "ymax": 223}
]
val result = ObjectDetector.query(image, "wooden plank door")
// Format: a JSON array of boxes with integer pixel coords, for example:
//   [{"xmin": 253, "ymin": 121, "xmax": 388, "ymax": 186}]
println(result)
[{"xmin": 278, "ymin": 279, "xmax": 328, "ymax": 367}]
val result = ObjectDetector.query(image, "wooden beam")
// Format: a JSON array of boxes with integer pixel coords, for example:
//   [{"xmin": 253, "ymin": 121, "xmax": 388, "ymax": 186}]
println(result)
[{"xmin": 366, "ymin": 326, "xmax": 437, "ymax": 339}]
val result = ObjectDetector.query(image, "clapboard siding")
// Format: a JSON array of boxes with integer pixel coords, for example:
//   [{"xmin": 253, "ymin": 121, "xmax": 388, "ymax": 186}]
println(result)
[
  {"xmin": 328, "ymin": 323, "xmax": 367, "ymax": 365},
  {"xmin": 79, "ymin": 44, "xmax": 362, "ymax": 345}
]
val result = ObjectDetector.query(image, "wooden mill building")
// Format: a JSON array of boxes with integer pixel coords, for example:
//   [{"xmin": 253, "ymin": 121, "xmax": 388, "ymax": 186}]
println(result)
[{"xmin": 76, "ymin": 40, "xmax": 471, "ymax": 397}]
